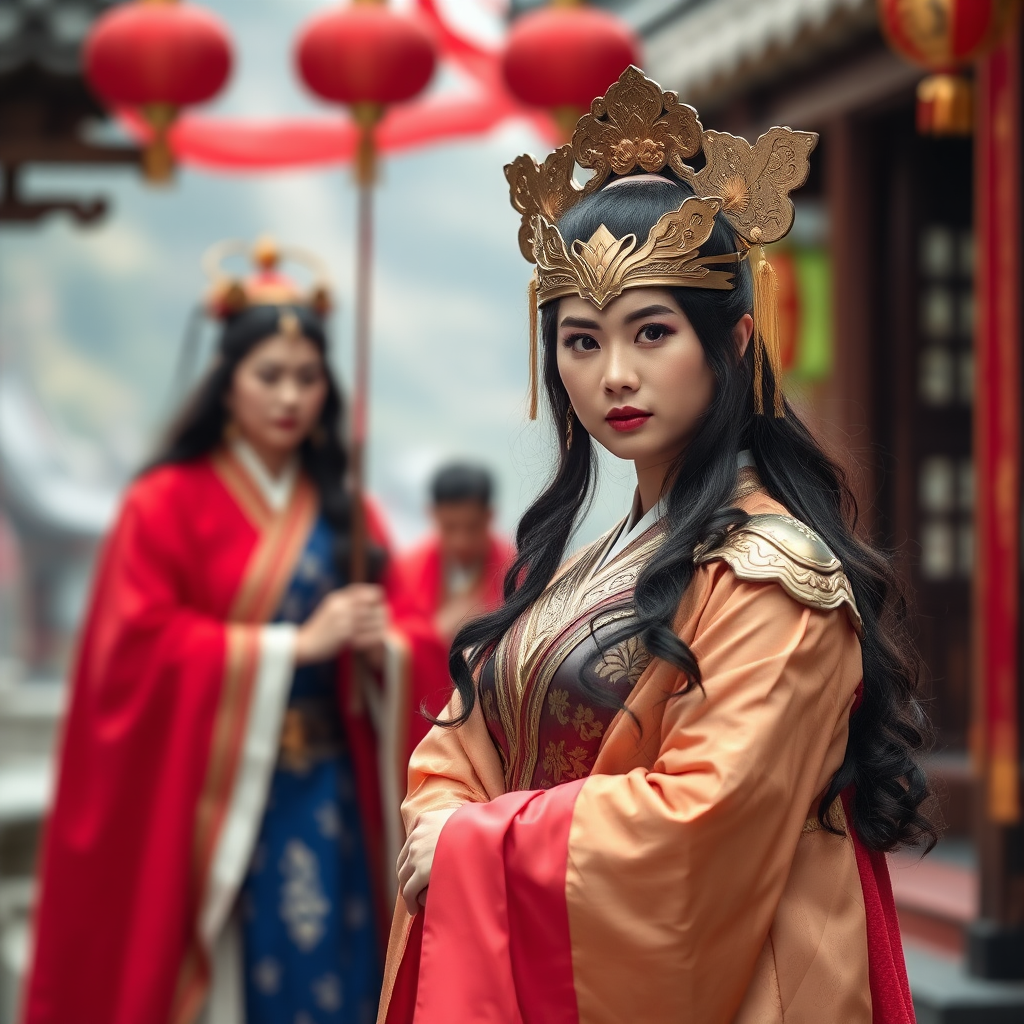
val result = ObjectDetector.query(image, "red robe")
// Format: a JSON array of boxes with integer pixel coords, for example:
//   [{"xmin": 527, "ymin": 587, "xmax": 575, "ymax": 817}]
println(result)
[
  {"xmin": 22, "ymin": 449, "xmax": 445, "ymax": 1024},
  {"xmin": 393, "ymin": 534, "xmax": 514, "ymax": 727}
]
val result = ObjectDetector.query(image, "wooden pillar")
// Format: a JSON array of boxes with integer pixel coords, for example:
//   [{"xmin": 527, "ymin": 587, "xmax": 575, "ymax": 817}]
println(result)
[
  {"xmin": 969, "ymin": 21, "xmax": 1024, "ymax": 981},
  {"xmin": 821, "ymin": 115, "xmax": 877, "ymax": 533}
]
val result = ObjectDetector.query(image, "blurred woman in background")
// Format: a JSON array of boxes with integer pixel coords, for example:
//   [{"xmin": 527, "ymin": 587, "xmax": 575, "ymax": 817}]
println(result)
[{"xmin": 23, "ymin": 248, "xmax": 444, "ymax": 1024}]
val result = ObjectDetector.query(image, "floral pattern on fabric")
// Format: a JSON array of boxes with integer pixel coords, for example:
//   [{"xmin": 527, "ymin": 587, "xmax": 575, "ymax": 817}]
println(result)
[
  {"xmin": 482, "ymin": 689, "xmax": 498, "ymax": 724},
  {"xmin": 280, "ymin": 840, "xmax": 331, "ymax": 952},
  {"xmin": 547, "ymin": 688, "xmax": 570, "ymax": 725},
  {"xmin": 535, "ymin": 635, "xmax": 650, "ymax": 788},
  {"xmin": 595, "ymin": 635, "xmax": 651, "ymax": 687}
]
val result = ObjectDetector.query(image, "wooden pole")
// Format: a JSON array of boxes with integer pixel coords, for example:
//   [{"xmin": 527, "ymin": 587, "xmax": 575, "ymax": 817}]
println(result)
[{"xmin": 349, "ymin": 103, "xmax": 381, "ymax": 586}]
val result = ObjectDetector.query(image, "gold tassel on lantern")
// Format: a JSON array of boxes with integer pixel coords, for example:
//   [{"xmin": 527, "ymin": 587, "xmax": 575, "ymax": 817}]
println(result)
[
  {"xmin": 751, "ymin": 244, "xmax": 786, "ymax": 418},
  {"xmin": 527, "ymin": 272, "xmax": 539, "ymax": 420},
  {"xmin": 916, "ymin": 74, "xmax": 973, "ymax": 136}
]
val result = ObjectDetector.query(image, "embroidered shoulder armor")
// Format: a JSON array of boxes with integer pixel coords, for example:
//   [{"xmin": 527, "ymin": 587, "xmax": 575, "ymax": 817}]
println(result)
[{"xmin": 695, "ymin": 514, "xmax": 863, "ymax": 635}]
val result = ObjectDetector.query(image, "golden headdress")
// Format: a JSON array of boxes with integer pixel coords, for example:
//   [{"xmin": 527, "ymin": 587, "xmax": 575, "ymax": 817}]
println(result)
[
  {"xmin": 202, "ymin": 235, "xmax": 333, "ymax": 321},
  {"xmin": 505, "ymin": 66, "xmax": 817, "ymax": 418}
]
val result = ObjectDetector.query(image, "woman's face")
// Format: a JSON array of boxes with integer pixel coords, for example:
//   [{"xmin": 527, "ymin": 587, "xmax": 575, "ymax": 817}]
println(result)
[
  {"xmin": 225, "ymin": 332, "xmax": 328, "ymax": 459},
  {"xmin": 555, "ymin": 287, "xmax": 716, "ymax": 470}
]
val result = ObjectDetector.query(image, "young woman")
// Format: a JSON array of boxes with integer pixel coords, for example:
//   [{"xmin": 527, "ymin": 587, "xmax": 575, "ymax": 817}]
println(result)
[
  {"xmin": 23, "ymin": 265, "xmax": 445, "ymax": 1024},
  {"xmin": 377, "ymin": 68, "xmax": 933, "ymax": 1024}
]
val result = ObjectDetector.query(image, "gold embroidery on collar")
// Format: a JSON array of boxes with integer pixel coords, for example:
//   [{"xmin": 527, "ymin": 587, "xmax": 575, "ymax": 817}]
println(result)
[{"xmin": 493, "ymin": 520, "xmax": 665, "ymax": 790}]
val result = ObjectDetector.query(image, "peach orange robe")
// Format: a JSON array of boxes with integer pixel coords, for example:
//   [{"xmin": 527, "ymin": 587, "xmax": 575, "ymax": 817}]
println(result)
[{"xmin": 378, "ymin": 488, "xmax": 915, "ymax": 1024}]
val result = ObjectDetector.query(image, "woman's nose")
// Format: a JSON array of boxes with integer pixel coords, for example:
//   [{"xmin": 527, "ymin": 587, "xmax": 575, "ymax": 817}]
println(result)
[{"xmin": 602, "ymin": 346, "xmax": 640, "ymax": 393}]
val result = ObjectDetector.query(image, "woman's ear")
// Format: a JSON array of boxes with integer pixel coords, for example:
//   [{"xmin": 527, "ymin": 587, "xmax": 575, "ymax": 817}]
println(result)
[{"xmin": 733, "ymin": 313, "xmax": 754, "ymax": 360}]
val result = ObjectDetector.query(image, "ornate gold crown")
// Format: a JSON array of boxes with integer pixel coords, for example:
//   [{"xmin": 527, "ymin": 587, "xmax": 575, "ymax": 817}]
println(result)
[
  {"xmin": 202, "ymin": 235, "xmax": 333, "ymax": 319},
  {"xmin": 505, "ymin": 66, "xmax": 817, "ymax": 418}
]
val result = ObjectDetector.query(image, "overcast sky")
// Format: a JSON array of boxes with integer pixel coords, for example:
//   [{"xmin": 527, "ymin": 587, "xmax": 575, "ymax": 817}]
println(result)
[{"xmin": 0, "ymin": 0, "xmax": 635, "ymax": 549}]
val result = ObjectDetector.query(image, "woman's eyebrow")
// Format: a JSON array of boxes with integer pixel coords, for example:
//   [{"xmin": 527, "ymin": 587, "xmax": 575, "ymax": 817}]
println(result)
[
  {"xmin": 623, "ymin": 304, "xmax": 676, "ymax": 324},
  {"xmin": 559, "ymin": 315, "xmax": 601, "ymax": 329}
]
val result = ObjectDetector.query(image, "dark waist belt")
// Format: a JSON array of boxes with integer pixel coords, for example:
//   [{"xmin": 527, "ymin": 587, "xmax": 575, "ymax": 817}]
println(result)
[{"xmin": 279, "ymin": 698, "xmax": 344, "ymax": 772}]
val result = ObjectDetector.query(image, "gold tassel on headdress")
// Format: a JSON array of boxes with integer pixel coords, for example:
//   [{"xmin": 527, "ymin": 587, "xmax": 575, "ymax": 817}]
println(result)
[
  {"xmin": 527, "ymin": 272, "xmax": 539, "ymax": 420},
  {"xmin": 750, "ymin": 241, "xmax": 786, "ymax": 418}
]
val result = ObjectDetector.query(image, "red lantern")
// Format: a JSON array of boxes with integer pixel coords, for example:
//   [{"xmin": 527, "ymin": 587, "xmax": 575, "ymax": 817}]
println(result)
[
  {"xmin": 294, "ymin": 0, "xmax": 439, "ymax": 587},
  {"xmin": 502, "ymin": 0, "xmax": 641, "ymax": 139},
  {"xmin": 296, "ymin": 1, "xmax": 438, "ymax": 183},
  {"xmin": 878, "ymin": 0, "xmax": 1016, "ymax": 135},
  {"xmin": 84, "ymin": 0, "xmax": 232, "ymax": 182}
]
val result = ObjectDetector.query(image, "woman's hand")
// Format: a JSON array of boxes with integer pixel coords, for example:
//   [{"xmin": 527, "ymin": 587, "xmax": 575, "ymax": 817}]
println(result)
[
  {"xmin": 347, "ymin": 584, "xmax": 390, "ymax": 666},
  {"xmin": 295, "ymin": 584, "xmax": 387, "ymax": 665},
  {"xmin": 396, "ymin": 807, "xmax": 460, "ymax": 915}
]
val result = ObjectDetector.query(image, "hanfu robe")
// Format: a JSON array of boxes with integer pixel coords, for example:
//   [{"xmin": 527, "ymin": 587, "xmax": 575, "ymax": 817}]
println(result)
[
  {"xmin": 378, "ymin": 482, "xmax": 917, "ymax": 1024},
  {"xmin": 22, "ymin": 445, "xmax": 447, "ymax": 1024},
  {"xmin": 393, "ymin": 533, "xmax": 514, "ymax": 722}
]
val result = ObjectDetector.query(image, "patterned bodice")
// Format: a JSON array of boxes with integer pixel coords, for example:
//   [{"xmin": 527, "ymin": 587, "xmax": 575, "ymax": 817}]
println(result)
[{"xmin": 479, "ymin": 518, "xmax": 664, "ymax": 792}]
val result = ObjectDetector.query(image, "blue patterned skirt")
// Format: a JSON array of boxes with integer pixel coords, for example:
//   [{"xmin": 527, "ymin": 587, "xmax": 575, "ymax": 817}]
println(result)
[{"xmin": 241, "ymin": 738, "xmax": 380, "ymax": 1024}]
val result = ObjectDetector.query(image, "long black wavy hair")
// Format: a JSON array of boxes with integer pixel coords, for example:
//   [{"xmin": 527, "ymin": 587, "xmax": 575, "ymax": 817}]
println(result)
[
  {"xmin": 150, "ymin": 303, "xmax": 381, "ymax": 581},
  {"xmin": 446, "ymin": 175, "xmax": 935, "ymax": 852}
]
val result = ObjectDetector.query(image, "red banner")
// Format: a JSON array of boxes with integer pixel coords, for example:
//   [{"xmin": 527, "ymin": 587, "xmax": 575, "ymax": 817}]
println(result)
[{"xmin": 974, "ymin": 28, "xmax": 1021, "ymax": 823}]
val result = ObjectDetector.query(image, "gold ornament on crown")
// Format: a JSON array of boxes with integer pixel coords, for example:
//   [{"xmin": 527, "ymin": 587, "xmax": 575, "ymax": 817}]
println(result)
[
  {"xmin": 505, "ymin": 66, "xmax": 818, "ymax": 419},
  {"xmin": 201, "ymin": 235, "xmax": 334, "ymax": 319}
]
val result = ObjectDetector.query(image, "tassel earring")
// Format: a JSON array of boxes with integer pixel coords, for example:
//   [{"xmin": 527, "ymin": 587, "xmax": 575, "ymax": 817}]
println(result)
[{"xmin": 565, "ymin": 406, "xmax": 575, "ymax": 450}]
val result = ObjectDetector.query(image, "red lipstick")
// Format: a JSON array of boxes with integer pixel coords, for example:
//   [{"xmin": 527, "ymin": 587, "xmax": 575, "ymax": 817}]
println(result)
[{"xmin": 605, "ymin": 406, "xmax": 652, "ymax": 433}]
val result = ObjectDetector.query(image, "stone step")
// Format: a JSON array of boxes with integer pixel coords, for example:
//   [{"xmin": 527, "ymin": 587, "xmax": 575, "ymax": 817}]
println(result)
[
  {"xmin": 906, "ymin": 943, "xmax": 1024, "ymax": 1024},
  {"xmin": 889, "ymin": 846, "xmax": 978, "ymax": 958}
]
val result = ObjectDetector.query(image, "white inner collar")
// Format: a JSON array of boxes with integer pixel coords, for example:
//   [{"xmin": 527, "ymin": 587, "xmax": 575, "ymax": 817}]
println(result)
[
  {"xmin": 231, "ymin": 437, "xmax": 298, "ymax": 513},
  {"xmin": 599, "ymin": 449, "xmax": 756, "ymax": 569},
  {"xmin": 600, "ymin": 492, "xmax": 666, "ymax": 569}
]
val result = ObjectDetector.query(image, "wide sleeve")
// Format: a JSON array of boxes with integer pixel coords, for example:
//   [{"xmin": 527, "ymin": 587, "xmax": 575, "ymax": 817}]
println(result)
[
  {"xmin": 23, "ymin": 476, "xmax": 297, "ymax": 1024},
  {"xmin": 383, "ymin": 565, "xmax": 862, "ymax": 1024},
  {"xmin": 345, "ymin": 501, "xmax": 455, "ymax": 909},
  {"xmin": 374, "ymin": 682, "xmax": 507, "ymax": 1022}
]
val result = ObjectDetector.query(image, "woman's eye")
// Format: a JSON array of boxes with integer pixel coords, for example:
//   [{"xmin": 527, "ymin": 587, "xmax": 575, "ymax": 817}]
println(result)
[
  {"xmin": 638, "ymin": 324, "xmax": 670, "ymax": 343},
  {"xmin": 297, "ymin": 368, "xmax": 324, "ymax": 387},
  {"xmin": 257, "ymin": 370, "xmax": 282, "ymax": 385},
  {"xmin": 564, "ymin": 334, "xmax": 599, "ymax": 352}
]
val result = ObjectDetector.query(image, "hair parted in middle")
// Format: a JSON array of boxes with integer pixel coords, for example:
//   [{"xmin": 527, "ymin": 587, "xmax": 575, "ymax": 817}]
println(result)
[
  {"xmin": 150, "ymin": 302, "xmax": 386, "ymax": 583},
  {"xmin": 441, "ymin": 70, "xmax": 935, "ymax": 858}
]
